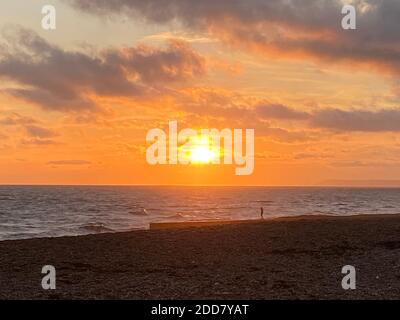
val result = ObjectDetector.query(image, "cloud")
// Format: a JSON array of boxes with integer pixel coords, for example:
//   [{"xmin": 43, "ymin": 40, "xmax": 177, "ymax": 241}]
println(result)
[
  {"xmin": 174, "ymin": 90, "xmax": 316, "ymax": 141},
  {"xmin": 256, "ymin": 105, "xmax": 400, "ymax": 133},
  {"xmin": 0, "ymin": 113, "xmax": 60, "ymax": 144},
  {"xmin": 294, "ymin": 152, "xmax": 331, "ymax": 160},
  {"xmin": 311, "ymin": 108, "xmax": 400, "ymax": 132},
  {"xmin": 177, "ymin": 88, "xmax": 400, "ymax": 133},
  {"xmin": 65, "ymin": 0, "xmax": 400, "ymax": 75},
  {"xmin": 25, "ymin": 125, "xmax": 58, "ymax": 138},
  {"xmin": 109, "ymin": 40, "xmax": 206, "ymax": 84},
  {"xmin": 0, "ymin": 27, "xmax": 206, "ymax": 112},
  {"xmin": 47, "ymin": 160, "xmax": 91, "ymax": 165},
  {"xmin": 0, "ymin": 113, "xmax": 37, "ymax": 126},
  {"xmin": 256, "ymin": 103, "xmax": 310, "ymax": 120},
  {"xmin": 21, "ymin": 138, "xmax": 59, "ymax": 146},
  {"xmin": 177, "ymin": 88, "xmax": 310, "ymax": 121},
  {"xmin": 329, "ymin": 160, "xmax": 373, "ymax": 167},
  {"xmin": 256, "ymin": 124, "xmax": 315, "ymax": 143}
]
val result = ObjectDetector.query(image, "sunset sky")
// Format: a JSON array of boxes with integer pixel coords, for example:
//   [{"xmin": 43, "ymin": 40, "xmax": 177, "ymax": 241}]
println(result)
[{"xmin": 1, "ymin": 0, "xmax": 400, "ymax": 185}]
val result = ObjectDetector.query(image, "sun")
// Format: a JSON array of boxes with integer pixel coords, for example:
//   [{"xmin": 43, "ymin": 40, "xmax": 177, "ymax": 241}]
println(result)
[
  {"xmin": 190, "ymin": 146, "xmax": 215, "ymax": 164},
  {"xmin": 186, "ymin": 136, "xmax": 218, "ymax": 164}
]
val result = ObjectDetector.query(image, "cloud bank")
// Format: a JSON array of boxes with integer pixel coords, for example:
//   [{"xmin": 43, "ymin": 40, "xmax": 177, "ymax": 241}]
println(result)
[
  {"xmin": 0, "ymin": 27, "xmax": 206, "ymax": 112},
  {"xmin": 65, "ymin": 0, "xmax": 400, "ymax": 75},
  {"xmin": 177, "ymin": 90, "xmax": 400, "ymax": 133}
]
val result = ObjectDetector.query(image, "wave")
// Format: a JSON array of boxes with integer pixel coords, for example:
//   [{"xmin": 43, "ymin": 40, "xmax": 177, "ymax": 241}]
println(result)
[
  {"xmin": 2, "ymin": 186, "xmax": 400, "ymax": 240},
  {"xmin": 129, "ymin": 210, "xmax": 148, "ymax": 216},
  {"xmin": 164, "ymin": 213, "xmax": 197, "ymax": 219},
  {"xmin": 80, "ymin": 223, "xmax": 114, "ymax": 233},
  {"xmin": 251, "ymin": 200, "xmax": 274, "ymax": 204}
]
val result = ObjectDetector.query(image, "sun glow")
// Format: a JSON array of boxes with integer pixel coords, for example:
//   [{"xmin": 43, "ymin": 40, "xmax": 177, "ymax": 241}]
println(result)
[{"xmin": 186, "ymin": 136, "xmax": 218, "ymax": 164}]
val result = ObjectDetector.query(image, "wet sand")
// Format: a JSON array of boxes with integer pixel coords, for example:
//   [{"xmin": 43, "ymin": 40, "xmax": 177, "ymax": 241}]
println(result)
[{"xmin": 0, "ymin": 214, "xmax": 400, "ymax": 299}]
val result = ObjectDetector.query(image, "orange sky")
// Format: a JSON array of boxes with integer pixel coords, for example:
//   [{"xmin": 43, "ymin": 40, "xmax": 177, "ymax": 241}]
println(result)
[{"xmin": 1, "ymin": 0, "xmax": 400, "ymax": 186}]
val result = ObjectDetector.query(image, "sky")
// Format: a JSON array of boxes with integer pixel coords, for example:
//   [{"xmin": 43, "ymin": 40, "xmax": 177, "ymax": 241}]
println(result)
[{"xmin": 0, "ymin": 0, "xmax": 400, "ymax": 186}]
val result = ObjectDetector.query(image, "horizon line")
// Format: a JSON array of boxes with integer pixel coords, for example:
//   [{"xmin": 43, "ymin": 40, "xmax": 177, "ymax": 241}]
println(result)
[{"xmin": 1, "ymin": 183, "xmax": 400, "ymax": 188}]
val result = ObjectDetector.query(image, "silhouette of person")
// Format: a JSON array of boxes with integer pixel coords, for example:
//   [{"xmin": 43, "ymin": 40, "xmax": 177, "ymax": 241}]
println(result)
[{"xmin": 260, "ymin": 207, "xmax": 264, "ymax": 219}]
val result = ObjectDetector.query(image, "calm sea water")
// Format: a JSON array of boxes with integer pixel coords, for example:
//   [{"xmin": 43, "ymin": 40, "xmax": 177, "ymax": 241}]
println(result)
[{"xmin": 0, "ymin": 186, "xmax": 399, "ymax": 240}]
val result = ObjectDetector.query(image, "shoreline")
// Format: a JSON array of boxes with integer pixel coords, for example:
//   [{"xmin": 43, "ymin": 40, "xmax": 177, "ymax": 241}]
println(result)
[
  {"xmin": 1, "ymin": 213, "xmax": 399, "ymax": 243},
  {"xmin": 1, "ymin": 213, "xmax": 400, "ymax": 299}
]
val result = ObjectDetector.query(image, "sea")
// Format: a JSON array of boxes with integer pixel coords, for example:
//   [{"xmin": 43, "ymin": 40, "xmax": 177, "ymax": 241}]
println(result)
[{"xmin": 0, "ymin": 185, "xmax": 399, "ymax": 240}]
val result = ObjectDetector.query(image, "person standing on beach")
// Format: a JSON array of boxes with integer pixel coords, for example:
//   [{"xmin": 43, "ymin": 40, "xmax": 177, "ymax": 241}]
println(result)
[{"xmin": 260, "ymin": 207, "xmax": 264, "ymax": 219}]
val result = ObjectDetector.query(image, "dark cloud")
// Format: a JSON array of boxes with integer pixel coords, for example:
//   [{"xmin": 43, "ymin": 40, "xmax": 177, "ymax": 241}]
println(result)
[
  {"xmin": 311, "ymin": 108, "xmax": 400, "ymax": 132},
  {"xmin": 0, "ymin": 27, "xmax": 206, "ymax": 112},
  {"xmin": 177, "ymin": 89, "xmax": 311, "ymax": 122},
  {"xmin": 25, "ymin": 125, "xmax": 58, "ymax": 138},
  {"xmin": 178, "ymin": 89, "xmax": 400, "ymax": 133},
  {"xmin": 0, "ymin": 112, "xmax": 60, "ymax": 142},
  {"xmin": 65, "ymin": 0, "xmax": 400, "ymax": 74},
  {"xmin": 105, "ymin": 40, "xmax": 206, "ymax": 84},
  {"xmin": 176, "ymin": 91, "xmax": 316, "ymax": 142},
  {"xmin": 4, "ymin": 88, "xmax": 96, "ymax": 111},
  {"xmin": 256, "ymin": 103, "xmax": 310, "ymax": 120},
  {"xmin": 255, "ymin": 124, "xmax": 315, "ymax": 143},
  {"xmin": 65, "ymin": 0, "xmax": 342, "ymax": 29},
  {"xmin": 0, "ymin": 113, "xmax": 37, "ymax": 125}
]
